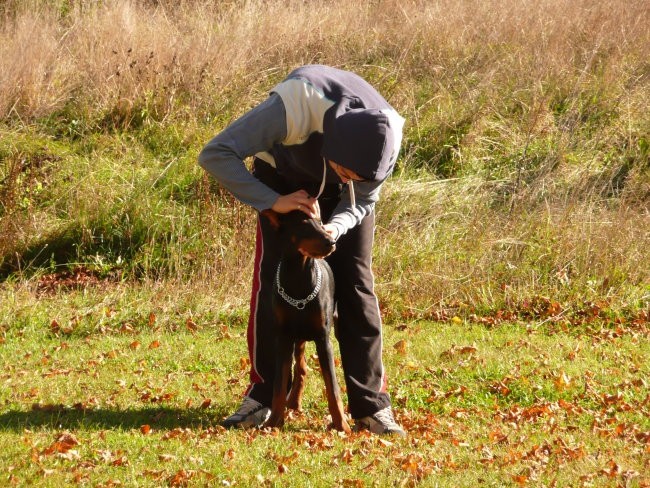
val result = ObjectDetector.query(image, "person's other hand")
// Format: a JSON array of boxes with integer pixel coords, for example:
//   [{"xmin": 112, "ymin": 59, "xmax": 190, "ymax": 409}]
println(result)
[
  {"xmin": 272, "ymin": 190, "xmax": 320, "ymax": 218},
  {"xmin": 322, "ymin": 224, "xmax": 339, "ymax": 241}
]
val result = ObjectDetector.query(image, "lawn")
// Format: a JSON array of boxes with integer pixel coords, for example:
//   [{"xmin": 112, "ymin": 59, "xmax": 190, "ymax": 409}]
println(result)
[{"xmin": 1, "ymin": 285, "xmax": 648, "ymax": 486}]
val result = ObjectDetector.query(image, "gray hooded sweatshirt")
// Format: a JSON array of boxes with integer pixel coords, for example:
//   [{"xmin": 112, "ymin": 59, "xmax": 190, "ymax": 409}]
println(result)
[{"xmin": 198, "ymin": 64, "xmax": 404, "ymax": 238}]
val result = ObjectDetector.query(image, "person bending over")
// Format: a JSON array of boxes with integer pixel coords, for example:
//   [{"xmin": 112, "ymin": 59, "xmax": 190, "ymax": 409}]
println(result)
[{"xmin": 198, "ymin": 64, "xmax": 406, "ymax": 436}]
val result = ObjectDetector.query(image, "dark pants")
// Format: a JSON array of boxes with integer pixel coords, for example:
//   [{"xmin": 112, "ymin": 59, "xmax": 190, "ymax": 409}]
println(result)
[{"xmin": 244, "ymin": 159, "xmax": 391, "ymax": 419}]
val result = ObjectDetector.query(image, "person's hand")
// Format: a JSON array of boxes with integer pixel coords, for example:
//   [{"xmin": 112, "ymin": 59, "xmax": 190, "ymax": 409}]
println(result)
[
  {"xmin": 322, "ymin": 224, "xmax": 339, "ymax": 241},
  {"xmin": 272, "ymin": 190, "xmax": 320, "ymax": 218}
]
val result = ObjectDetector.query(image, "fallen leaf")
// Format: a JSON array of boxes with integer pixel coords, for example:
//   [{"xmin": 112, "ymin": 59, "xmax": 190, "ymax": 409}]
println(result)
[
  {"xmin": 602, "ymin": 392, "xmax": 623, "ymax": 405},
  {"xmin": 96, "ymin": 449, "xmax": 113, "ymax": 462},
  {"xmin": 393, "ymin": 340, "xmax": 408, "ymax": 355},
  {"xmin": 512, "ymin": 474, "xmax": 529, "ymax": 486},
  {"xmin": 600, "ymin": 460, "xmax": 620, "ymax": 478},
  {"xmin": 339, "ymin": 448, "xmax": 354, "ymax": 463},
  {"xmin": 50, "ymin": 320, "xmax": 60, "ymax": 333},
  {"xmin": 111, "ymin": 455, "xmax": 129, "ymax": 467},
  {"xmin": 57, "ymin": 449, "xmax": 80, "ymax": 461},
  {"xmin": 342, "ymin": 479, "xmax": 365, "ymax": 488},
  {"xmin": 440, "ymin": 344, "xmax": 477, "ymax": 358},
  {"xmin": 104, "ymin": 349, "xmax": 118, "ymax": 359},
  {"xmin": 42, "ymin": 432, "xmax": 80, "ymax": 456},
  {"xmin": 119, "ymin": 323, "xmax": 134, "ymax": 334},
  {"xmin": 143, "ymin": 469, "xmax": 166, "ymax": 480},
  {"xmin": 489, "ymin": 429, "xmax": 508, "ymax": 444},
  {"xmin": 362, "ymin": 459, "xmax": 380, "ymax": 472},
  {"xmin": 458, "ymin": 345, "xmax": 477, "ymax": 354},
  {"xmin": 162, "ymin": 428, "xmax": 193, "ymax": 441},
  {"xmin": 397, "ymin": 453, "xmax": 423, "ymax": 474},
  {"xmin": 186, "ymin": 319, "xmax": 198, "ymax": 332},
  {"xmin": 554, "ymin": 371, "xmax": 572, "ymax": 390},
  {"xmin": 169, "ymin": 469, "xmax": 195, "ymax": 486}
]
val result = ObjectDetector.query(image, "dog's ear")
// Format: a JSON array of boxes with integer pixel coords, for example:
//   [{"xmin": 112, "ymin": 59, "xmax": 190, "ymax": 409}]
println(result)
[{"xmin": 260, "ymin": 209, "xmax": 281, "ymax": 231}]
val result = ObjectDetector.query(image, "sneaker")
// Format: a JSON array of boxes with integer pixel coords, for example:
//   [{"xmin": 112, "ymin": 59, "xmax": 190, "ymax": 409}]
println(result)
[
  {"xmin": 355, "ymin": 406, "xmax": 406, "ymax": 437},
  {"xmin": 221, "ymin": 396, "xmax": 270, "ymax": 429}
]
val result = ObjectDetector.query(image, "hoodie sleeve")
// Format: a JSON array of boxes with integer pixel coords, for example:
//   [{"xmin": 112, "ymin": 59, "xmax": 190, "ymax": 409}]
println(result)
[
  {"xmin": 327, "ymin": 180, "xmax": 383, "ymax": 238},
  {"xmin": 198, "ymin": 94, "xmax": 287, "ymax": 211}
]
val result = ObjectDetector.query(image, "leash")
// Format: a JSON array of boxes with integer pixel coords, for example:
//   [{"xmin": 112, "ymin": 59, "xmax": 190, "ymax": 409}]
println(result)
[
  {"xmin": 275, "ymin": 260, "xmax": 322, "ymax": 310},
  {"xmin": 316, "ymin": 158, "xmax": 327, "ymax": 199},
  {"xmin": 319, "ymin": 157, "xmax": 355, "ymax": 206}
]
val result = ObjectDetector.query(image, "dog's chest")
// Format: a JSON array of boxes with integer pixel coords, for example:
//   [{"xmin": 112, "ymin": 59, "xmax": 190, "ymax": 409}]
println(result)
[{"xmin": 273, "ymin": 300, "xmax": 332, "ymax": 341}]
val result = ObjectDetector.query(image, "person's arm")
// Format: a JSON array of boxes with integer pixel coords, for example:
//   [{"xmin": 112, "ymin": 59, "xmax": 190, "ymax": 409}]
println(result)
[
  {"xmin": 198, "ymin": 94, "xmax": 286, "ymax": 211},
  {"xmin": 325, "ymin": 180, "xmax": 383, "ymax": 239},
  {"xmin": 199, "ymin": 94, "xmax": 323, "ymax": 218}
]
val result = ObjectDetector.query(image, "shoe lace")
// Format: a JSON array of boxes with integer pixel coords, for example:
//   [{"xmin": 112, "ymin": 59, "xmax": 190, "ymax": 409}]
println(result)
[
  {"xmin": 373, "ymin": 407, "xmax": 400, "ymax": 429},
  {"xmin": 236, "ymin": 397, "xmax": 262, "ymax": 416}
]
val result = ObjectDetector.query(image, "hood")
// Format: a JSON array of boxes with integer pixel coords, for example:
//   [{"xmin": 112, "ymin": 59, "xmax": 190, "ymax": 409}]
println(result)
[{"xmin": 321, "ymin": 108, "xmax": 396, "ymax": 182}]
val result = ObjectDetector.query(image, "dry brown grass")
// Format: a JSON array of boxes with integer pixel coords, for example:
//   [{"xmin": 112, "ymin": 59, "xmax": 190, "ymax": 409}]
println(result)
[
  {"xmin": 374, "ymin": 177, "xmax": 649, "ymax": 317},
  {"xmin": 1, "ymin": 0, "xmax": 648, "ymax": 120},
  {"xmin": 0, "ymin": 0, "xmax": 648, "ymax": 316}
]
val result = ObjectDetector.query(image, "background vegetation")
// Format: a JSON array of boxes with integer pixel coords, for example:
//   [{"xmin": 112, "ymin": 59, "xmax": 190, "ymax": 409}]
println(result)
[
  {"xmin": 1, "ymin": 0, "xmax": 648, "ymax": 485},
  {"xmin": 1, "ymin": 0, "xmax": 648, "ymax": 317}
]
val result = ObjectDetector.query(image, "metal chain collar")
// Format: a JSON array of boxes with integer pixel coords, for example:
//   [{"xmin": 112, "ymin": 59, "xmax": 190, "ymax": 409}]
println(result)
[{"xmin": 275, "ymin": 260, "xmax": 322, "ymax": 310}]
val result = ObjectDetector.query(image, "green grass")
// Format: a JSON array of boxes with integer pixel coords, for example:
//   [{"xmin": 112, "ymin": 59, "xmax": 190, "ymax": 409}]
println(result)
[{"xmin": 1, "ymin": 303, "xmax": 648, "ymax": 487}]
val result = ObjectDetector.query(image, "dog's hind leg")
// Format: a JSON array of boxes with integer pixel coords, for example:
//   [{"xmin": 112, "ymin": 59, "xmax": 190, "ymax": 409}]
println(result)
[
  {"xmin": 287, "ymin": 341, "xmax": 307, "ymax": 411},
  {"xmin": 315, "ymin": 338, "xmax": 351, "ymax": 433}
]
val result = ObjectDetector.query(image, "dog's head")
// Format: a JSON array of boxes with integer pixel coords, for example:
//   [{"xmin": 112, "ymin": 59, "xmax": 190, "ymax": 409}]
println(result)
[{"xmin": 261, "ymin": 209, "xmax": 336, "ymax": 259}]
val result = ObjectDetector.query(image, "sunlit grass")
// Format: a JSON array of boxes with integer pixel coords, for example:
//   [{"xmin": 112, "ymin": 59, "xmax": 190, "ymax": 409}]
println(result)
[{"xmin": 1, "ymin": 316, "xmax": 648, "ymax": 486}]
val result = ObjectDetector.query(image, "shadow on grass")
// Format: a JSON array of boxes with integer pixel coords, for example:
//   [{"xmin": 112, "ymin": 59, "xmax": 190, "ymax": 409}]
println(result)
[{"xmin": 0, "ymin": 405, "xmax": 229, "ymax": 432}]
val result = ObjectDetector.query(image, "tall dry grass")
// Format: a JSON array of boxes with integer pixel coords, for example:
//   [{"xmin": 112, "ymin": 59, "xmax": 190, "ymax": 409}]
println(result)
[
  {"xmin": 1, "ymin": 0, "xmax": 648, "ymax": 121},
  {"xmin": 0, "ymin": 0, "xmax": 648, "ymax": 317},
  {"xmin": 374, "ymin": 177, "xmax": 649, "ymax": 318}
]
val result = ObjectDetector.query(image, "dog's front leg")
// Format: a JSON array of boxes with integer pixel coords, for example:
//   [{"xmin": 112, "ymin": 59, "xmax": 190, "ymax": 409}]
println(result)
[
  {"xmin": 263, "ymin": 336, "xmax": 293, "ymax": 429},
  {"xmin": 315, "ymin": 338, "xmax": 351, "ymax": 433},
  {"xmin": 287, "ymin": 341, "xmax": 307, "ymax": 411}
]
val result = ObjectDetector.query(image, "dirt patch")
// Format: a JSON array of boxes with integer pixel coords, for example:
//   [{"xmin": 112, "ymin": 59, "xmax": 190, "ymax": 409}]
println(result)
[{"xmin": 36, "ymin": 266, "xmax": 112, "ymax": 295}]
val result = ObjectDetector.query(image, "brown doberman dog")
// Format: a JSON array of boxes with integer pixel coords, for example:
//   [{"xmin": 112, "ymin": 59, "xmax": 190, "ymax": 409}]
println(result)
[{"xmin": 260, "ymin": 209, "xmax": 351, "ymax": 433}]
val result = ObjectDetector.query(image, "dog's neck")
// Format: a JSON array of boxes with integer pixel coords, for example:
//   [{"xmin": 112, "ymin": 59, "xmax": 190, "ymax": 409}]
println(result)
[
  {"xmin": 276, "ymin": 252, "xmax": 323, "ymax": 309},
  {"xmin": 280, "ymin": 250, "xmax": 318, "ymax": 275}
]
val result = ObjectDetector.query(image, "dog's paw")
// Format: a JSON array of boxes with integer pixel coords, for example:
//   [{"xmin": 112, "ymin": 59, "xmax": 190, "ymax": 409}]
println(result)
[
  {"xmin": 328, "ymin": 420, "xmax": 351, "ymax": 434},
  {"xmin": 262, "ymin": 416, "xmax": 285, "ymax": 430}
]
